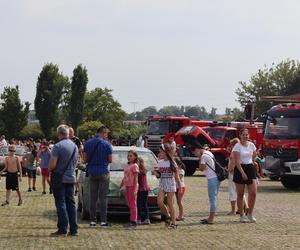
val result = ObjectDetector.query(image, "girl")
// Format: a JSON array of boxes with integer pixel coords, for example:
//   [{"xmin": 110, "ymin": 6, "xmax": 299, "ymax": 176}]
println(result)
[
  {"xmin": 37, "ymin": 141, "xmax": 51, "ymax": 195},
  {"xmin": 153, "ymin": 144, "xmax": 181, "ymax": 229},
  {"xmin": 119, "ymin": 150, "xmax": 139, "ymax": 228},
  {"xmin": 232, "ymin": 129, "xmax": 258, "ymax": 223},
  {"xmin": 175, "ymin": 157, "xmax": 185, "ymax": 221},
  {"xmin": 26, "ymin": 145, "xmax": 38, "ymax": 192},
  {"xmin": 137, "ymin": 157, "xmax": 151, "ymax": 225}
]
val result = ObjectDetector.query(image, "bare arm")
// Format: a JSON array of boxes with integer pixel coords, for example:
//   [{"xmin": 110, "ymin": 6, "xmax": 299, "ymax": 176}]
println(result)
[
  {"xmin": 133, "ymin": 172, "xmax": 138, "ymax": 195},
  {"xmin": 16, "ymin": 157, "xmax": 22, "ymax": 180},
  {"xmin": 175, "ymin": 169, "xmax": 182, "ymax": 191},
  {"xmin": 199, "ymin": 163, "xmax": 206, "ymax": 172},
  {"xmin": 0, "ymin": 158, "xmax": 8, "ymax": 175},
  {"xmin": 83, "ymin": 152, "xmax": 88, "ymax": 164},
  {"xmin": 48, "ymin": 157, "xmax": 58, "ymax": 172},
  {"xmin": 108, "ymin": 154, "xmax": 112, "ymax": 164}
]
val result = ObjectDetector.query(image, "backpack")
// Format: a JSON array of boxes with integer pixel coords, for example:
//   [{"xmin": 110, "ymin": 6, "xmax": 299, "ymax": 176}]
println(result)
[{"xmin": 203, "ymin": 153, "xmax": 228, "ymax": 182}]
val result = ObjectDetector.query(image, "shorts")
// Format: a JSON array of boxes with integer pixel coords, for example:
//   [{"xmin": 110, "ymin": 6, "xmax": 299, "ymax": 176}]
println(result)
[
  {"xmin": 159, "ymin": 177, "xmax": 176, "ymax": 193},
  {"xmin": 41, "ymin": 168, "xmax": 50, "ymax": 177},
  {"xmin": 176, "ymin": 186, "xmax": 186, "ymax": 195},
  {"xmin": 233, "ymin": 164, "xmax": 256, "ymax": 185},
  {"xmin": 6, "ymin": 172, "xmax": 19, "ymax": 191},
  {"xmin": 27, "ymin": 169, "xmax": 37, "ymax": 179}
]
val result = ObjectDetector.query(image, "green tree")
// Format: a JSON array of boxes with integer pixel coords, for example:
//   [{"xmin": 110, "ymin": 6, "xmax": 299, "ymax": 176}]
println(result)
[
  {"xmin": 69, "ymin": 64, "xmax": 88, "ymax": 132},
  {"xmin": 83, "ymin": 88, "xmax": 126, "ymax": 131},
  {"xmin": 0, "ymin": 85, "xmax": 30, "ymax": 138},
  {"xmin": 34, "ymin": 63, "xmax": 69, "ymax": 138},
  {"xmin": 236, "ymin": 59, "xmax": 300, "ymax": 115},
  {"xmin": 158, "ymin": 106, "xmax": 183, "ymax": 116},
  {"xmin": 78, "ymin": 120, "xmax": 103, "ymax": 139},
  {"xmin": 208, "ymin": 107, "xmax": 218, "ymax": 120}
]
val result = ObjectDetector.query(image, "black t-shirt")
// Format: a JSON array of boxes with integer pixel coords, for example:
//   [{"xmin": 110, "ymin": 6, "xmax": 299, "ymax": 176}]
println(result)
[{"xmin": 71, "ymin": 136, "xmax": 82, "ymax": 149}]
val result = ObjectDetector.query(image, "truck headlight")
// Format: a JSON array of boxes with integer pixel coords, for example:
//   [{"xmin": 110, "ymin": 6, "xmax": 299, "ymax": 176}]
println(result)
[{"xmin": 291, "ymin": 163, "xmax": 300, "ymax": 171}]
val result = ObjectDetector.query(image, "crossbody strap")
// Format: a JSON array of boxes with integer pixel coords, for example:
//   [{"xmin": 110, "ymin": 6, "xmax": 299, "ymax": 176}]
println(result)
[
  {"xmin": 60, "ymin": 145, "xmax": 77, "ymax": 175},
  {"xmin": 202, "ymin": 153, "xmax": 216, "ymax": 173}
]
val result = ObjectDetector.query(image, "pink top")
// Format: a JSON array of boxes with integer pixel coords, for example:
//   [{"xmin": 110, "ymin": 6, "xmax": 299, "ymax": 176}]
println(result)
[
  {"xmin": 123, "ymin": 163, "xmax": 139, "ymax": 187},
  {"xmin": 138, "ymin": 173, "xmax": 150, "ymax": 191}
]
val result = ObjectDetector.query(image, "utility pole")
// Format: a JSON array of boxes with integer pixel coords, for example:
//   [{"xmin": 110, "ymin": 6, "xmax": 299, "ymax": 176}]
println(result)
[{"xmin": 131, "ymin": 102, "xmax": 138, "ymax": 120}]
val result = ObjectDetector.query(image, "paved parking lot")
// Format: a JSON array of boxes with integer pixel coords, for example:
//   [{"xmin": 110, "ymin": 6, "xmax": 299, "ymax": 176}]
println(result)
[{"xmin": 0, "ymin": 172, "xmax": 299, "ymax": 250}]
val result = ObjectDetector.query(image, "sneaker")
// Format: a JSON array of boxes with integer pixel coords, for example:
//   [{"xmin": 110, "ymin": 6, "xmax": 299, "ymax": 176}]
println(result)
[
  {"xmin": 248, "ymin": 215, "xmax": 257, "ymax": 223},
  {"xmin": 168, "ymin": 223, "xmax": 178, "ymax": 229},
  {"xmin": 123, "ymin": 222, "xmax": 137, "ymax": 229},
  {"xmin": 240, "ymin": 216, "xmax": 249, "ymax": 223},
  {"xmin": 1, "ymin": 201, "xmax": 9, "ymax": 206},
  {"xmin": 141, "ymin": 219, "xmax": 151, "ymax": 225},
  {"xmin": 42, "ymin": 191, "xmax": 46, "ymax": 195},
  {"xmin": 100, "ymin": 222, "xmax": 112, "ymax": 228},
  {"xmin": 27, "ymin": 188, "xmax": 32, "ymax": 192},
  {"xmin": 137, "ymin": 220, "xmax": 142, "ymax": 225},
  {"xmin": 49, "ymin": 231, "xmax": 67, "ymax": 237},
  {"xmin": 90, "ymin": 221, "xmax": 97, "ymax": 227},
  {"xmin": 33, "ymin": 187, "xmax": 36, "ymax": 191},
  {"xmin": 18, "ymin": 199, "xmax": 23, "ymax": 206},
  {"xmin": 68, "ymin": 232, "xmax": 79, "ymax": 237}
]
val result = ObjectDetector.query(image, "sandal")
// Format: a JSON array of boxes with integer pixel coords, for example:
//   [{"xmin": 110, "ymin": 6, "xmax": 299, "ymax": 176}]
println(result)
[
  {"xmin": 168, "ymin": 223, "xmax": 178, "ymax": 229},
  {"xmin": 176, "ymin": 217, "xmax": 185, "ymax": 221},
  {"xmin": 164, "ymin": 217, "xmax": 171, "ymax": 227},
  {"xmin": 1, "ymin": 201, "xmax": 9, "ymax": 206},
  {"xmin": 200, "ymin": 219, "xmax": 214, "ymax": 225}
]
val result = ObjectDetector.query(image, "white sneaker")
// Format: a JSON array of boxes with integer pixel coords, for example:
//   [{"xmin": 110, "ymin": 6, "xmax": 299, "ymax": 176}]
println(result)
[
  {"xmin": 141, "ymin": 219, "xmax": 151, "ymax": 225},
  {"xmin": 137, "ymin": 220, "xmax": 142, "ymax": 225},
  {"xmin": 248, "ymin": 215, "xmax": 257, "ymax": 223},
  {"xmin": 240, "ymin": 216, "xmax": 249, "ymax": 223},
  {"xmin": 90, "ymin": 221, "xmax": 97, "ymax": 227}
]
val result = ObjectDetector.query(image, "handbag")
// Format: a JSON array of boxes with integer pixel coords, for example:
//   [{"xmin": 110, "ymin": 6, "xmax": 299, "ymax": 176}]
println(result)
[
  {"xmin": 203, "ymin": 153, "xmax": 228, "ymax": 182},
  {"xmin": 50, "ymin": 146, "xmax": 77, "ymax": 191},
  {"xmin": 85, "ymin": 140, "xmax": 102, "ymax": 177}
]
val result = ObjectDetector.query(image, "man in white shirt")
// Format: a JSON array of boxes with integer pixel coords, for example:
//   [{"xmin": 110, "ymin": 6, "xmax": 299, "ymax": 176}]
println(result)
[{"xmin": 0, "ymin": 135, "xmax": 8, "ymax": 147}]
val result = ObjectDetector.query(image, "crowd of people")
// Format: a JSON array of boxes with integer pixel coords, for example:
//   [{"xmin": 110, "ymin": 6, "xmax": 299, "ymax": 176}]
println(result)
[{"xmin": 0, "ymin": 126, "xmax": 263, "ymax": 236}]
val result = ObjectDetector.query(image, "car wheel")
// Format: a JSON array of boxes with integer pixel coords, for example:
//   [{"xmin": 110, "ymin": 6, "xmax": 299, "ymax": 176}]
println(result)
[{"xmin": 281, "ymin": 176, "xmax": 300, "ymax": 190}]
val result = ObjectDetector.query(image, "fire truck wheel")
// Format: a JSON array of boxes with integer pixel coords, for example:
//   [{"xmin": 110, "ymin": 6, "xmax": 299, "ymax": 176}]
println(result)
[{"xmin": 281, "ymin": 176, "xmax": 300, "ymax": 190}]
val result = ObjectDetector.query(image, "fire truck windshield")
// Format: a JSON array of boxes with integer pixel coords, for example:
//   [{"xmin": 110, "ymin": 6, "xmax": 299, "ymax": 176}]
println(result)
[
  {"xmin": 202, "ymin": 128, "xmax": 226, "ymax": 140},
  {"xmin": 265, "ymin": 116, "xmax": 300, "ymax": 139},
  {"xmin": 147, "ymin": 120, "xmax": 169, "ymax": 135}
]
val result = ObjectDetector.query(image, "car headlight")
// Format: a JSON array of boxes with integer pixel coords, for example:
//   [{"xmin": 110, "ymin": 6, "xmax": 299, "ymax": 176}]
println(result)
[{"xmin": 291, "ymin": 163, "xmax": 300, "ymax": 171}]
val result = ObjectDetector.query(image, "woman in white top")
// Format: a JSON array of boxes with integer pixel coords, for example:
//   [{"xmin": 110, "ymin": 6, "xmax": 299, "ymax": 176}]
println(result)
[
  {"xmin": 192, "ymin": 144, "xmax": 220, "ymax": 224},
  {"xmin": 232, "ymin": 129, "xmax": 258, "ymax": 223}
]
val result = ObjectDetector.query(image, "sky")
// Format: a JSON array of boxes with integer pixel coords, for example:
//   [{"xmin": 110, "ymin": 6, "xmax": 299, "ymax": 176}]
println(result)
[{"xmin": 1, "ymin": 0, "xmax": 300, "ymax": 114}]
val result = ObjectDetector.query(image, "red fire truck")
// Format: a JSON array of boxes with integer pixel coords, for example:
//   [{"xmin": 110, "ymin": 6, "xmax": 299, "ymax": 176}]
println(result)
[
  {"xmin": 261, "ymin": 94, "xmax": 300, "ymax": 189},
  {"xmin": 145, "ymin": 116, "xmax": 211, "ymax": 154},
  {"xmin": 175, "ymin": 121, "xmax": 264, "ymax": 176}
]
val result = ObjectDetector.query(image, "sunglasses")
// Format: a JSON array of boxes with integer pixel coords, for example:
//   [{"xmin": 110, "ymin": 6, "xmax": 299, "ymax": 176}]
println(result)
[{"xmin": 9, "ymin": 149, "xmax": 16, "ymax": 152}]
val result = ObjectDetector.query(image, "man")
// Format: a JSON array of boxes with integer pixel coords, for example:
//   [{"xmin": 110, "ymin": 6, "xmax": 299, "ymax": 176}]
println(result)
[
  {"xmin": 192, "ymin": 143, "xmax": 220, "ymax": 224},
  {"xmin": 83, "ymin": 126, "xmax": 112, "ymax": 228},
  {"xmin": 49, "ymin": 125, "xmax": 79, "ymax": 237},
  {"xmin": 0, "ymin": 135, "xmax": 8, "ymax": 147}
]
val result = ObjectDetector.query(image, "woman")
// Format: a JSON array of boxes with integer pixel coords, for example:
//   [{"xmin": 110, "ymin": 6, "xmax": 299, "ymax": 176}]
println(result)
[
  {"xmin": 153, "ymin": 144, "xmax": 181, "ymax": 229},
  {"xmin": 192, "ymin": 143, "xmax": 220, "ymax": 224},
  {"xmin": 232, "ymin": 129, "xmax": 258, "ymax": 223}
]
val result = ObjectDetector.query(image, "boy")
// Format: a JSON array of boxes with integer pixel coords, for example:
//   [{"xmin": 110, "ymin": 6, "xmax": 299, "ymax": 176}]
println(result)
[{"xmin": 0, "ymin": 145, "xmax": 23, "ymax": 206}]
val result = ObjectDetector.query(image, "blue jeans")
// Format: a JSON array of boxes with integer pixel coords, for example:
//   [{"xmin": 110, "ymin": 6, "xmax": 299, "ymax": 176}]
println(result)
[
  {"xmin": 207, "ymin": 177, "xmax": 220, "ymax": 213},
  {"xmin": 53, "ymin": 183, "xmax": 78, "ymax": 234}
]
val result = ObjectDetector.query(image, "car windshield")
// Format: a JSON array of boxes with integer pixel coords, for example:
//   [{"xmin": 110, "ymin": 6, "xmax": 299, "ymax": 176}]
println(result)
[
  {"xmin": 265, "ymin": 116, "xmax": 300, "ymax": 139},
  {"xmin": 202, "ymin": 128, "xmax": 226, "ymax": 140},
  {"xmin": 110, "ymin": 151, "xmax": 157, "ymax": 171},
  {"xmin": 147, "ymin": 120, "xmax": 169, "ymax": 135}
]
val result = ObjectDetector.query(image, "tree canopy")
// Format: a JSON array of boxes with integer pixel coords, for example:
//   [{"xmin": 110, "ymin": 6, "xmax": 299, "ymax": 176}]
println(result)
[
  {"xmin": 0, "ymin": 85, "xmax": 30, "ymax": 138},
  {"xmin": 236, "ymin": 59, "xmax": 300, "ymax": 114}
]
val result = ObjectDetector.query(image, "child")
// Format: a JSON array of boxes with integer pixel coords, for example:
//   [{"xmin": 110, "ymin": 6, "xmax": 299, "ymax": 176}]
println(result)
[
  {"xmin": 137, "ymin": 157, "xmax": 151, "ymax": 225},
  {"xmin": 37, "ymin": 141, "xmax": 51, "ymax": 194},
  {"xmin": 0, "ymin": 145, "xmax": 23, "ymax": 206},
  {"xmin": 175, "ymin": 157, "xmax": 185, "ymax": 221},
  {"xmin": 119, "ymin": 150, "xmax": 139, "ymax": 228},
  {"xmin": 26, "ymin": 145, "xmax": 37, "ymax": 192},
  {"xmin": 153, "ymin": 144, "xmax": 182, "ymax": 229}
]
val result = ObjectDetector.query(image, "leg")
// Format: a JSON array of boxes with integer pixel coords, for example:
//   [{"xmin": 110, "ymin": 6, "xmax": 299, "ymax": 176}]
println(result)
[
  {"xmin": 16, "ymin": 190, "xmax": 22, "ymax": 200},
  {"xmin": 157, "ymin": 190, "xmax": 169, "ymax": 217},
  {"xmin": 126, "ymin": 186, "xmax": 137, "ymax": 223},
  {"xmin": 142, "ymin": 191, "xmax": 150, "ymax": 221},
  {"xmin": 235, "ymin": 183, "xmax": 245, "ymax": 216},
  {"xmin": 228, "ymin": 174, "xmax": 237, "ymax": 214},
  {"xmin": 207, "ymin": 178, "xmax": 220, "ymax": 223},
  {"xmin": 28, "ymin": 177, "xmax": 31, "ymax": 189},
  {"xmin": 42, "ymin": 176, "xmax": 46, "ymax": 192},
  {"xmin": 89, "ymin": 176, "xmax": 100, "ymax": 223},
  {"xmin": 65, "ymin": 184, "xmax": 78, "ymax": 234},
  {"xmin": 247, "ymin": 181, "xmax": 257, "ymax": 216},
  {"xmin": 176, "ymin": 192, "xmax": 184, "ymax": 219},
  {"xmin": 98, "ymin": 174, "xmax": 110, "ymax": 223},
  {"xmin": 53, "ymin": 185, "xmax": 68, "ymax": 234},
  {"xmin": 137, "ymin": 191, "xmax": 142, "ymax": 221},
  {"xmin": 166, "ymin": 192, "xmax": 176, "ymax": 225},
  {"xmin": 6, "ymin": 189, "xmax": 11, "ymax": 202}
]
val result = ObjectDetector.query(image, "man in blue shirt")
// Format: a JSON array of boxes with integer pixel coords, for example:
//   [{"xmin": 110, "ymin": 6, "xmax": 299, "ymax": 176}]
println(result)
[
  {"xmin": 83, "ymin": 126, "xmax": 113, "ymax": 227},
  {"xmin": 49, "ymin": 125, "xmax": 78, "ymax": 237}
]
